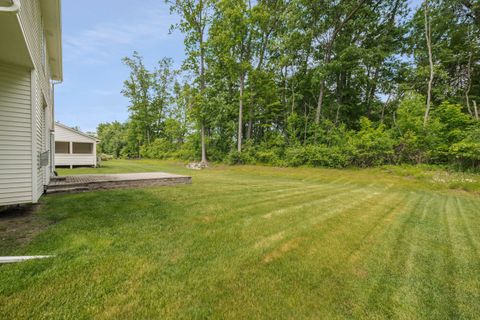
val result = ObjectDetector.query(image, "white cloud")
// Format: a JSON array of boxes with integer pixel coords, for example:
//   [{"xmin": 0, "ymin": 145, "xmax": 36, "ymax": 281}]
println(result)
[{"xmin": 63, "ymin": 3, "xmax": 176, "ymax": 64}]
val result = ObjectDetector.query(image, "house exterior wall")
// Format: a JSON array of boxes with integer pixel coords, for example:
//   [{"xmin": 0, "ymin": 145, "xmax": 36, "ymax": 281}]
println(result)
[
  {"xmin": 55, "ymin": 154, "xmax": 97, "ymax": 167},
  {"xmin": 55, "ymin": 125, "xmax": 96, "ymax": 143},
  {"xmin": 0, "ymin": 0, "xmax": 59, "ymax": 206},
  {"xmin": 18, "ymin": 0, "xmax": 55, "ymax": 199},
  {"xmin": 0, "ymin": 63, "xmax": 33, "ymax": 205}
]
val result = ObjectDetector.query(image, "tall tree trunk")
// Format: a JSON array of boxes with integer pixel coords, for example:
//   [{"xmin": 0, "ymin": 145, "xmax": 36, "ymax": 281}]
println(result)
[
  {"xmin": 199, "ymin": 23, "xmax": 208, "ymax": 164},
  {"xmin": 335, "ymin": 72, "xmax": 342, "ymax": 124},
  {"xmin": 381, "ymin": 93, "xmax": 392, "ymax": 124},
  {"xmin": 335, "ymin": 103, "xmax": 341, "ymax": 124},
  {"xmin": 247, "ymin": 107, "xmax": 253, "ymax": 140},
  {"xmin": 282, "ymin": 66, "xmax": 288, "ymax": 110},
  {"xmin": 314, "ymin": 0, "xmax": 370, "ymax": 125},
  {"xmin": 304, "ymin": 104, "xmax": 308, "ymax": 144},
  {"xmin": 424, "ymin": 0, "xmax": 434, "ymax": 127},
  {"xmin": 201, "ymin": 123, "xmax": 207, "ymax": 163},
  {"xmin": 465, "ymin": 52, "xmax": 473, "ymax": 116},
  {"xmin": 315, "ymin": 53, "xmax": 330, "ymax": 124},
  {"xmin": 366, "ymin": 68, "xmax": 379, "ymax": 118},
  {"xmin": 291, "ymin": 76, "xmax": 295, "ymax": 114},
  {"xmin": 238, "ymin": 72, "xmax": 245, "ymax": 152},
  {"xmin": 246, "ymin": 30, "xmax": 270, "ymax": 141},
  {"xmin": 315, "ymin": 81, "xmax": 326, "ymax": 124},
  {"xmin": 474, "ymin": 100, "xmax": 479, "ymax": 121}
]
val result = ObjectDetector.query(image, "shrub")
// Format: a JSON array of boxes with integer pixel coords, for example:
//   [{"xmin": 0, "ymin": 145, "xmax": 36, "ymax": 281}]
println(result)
[
  {"xmin": 394, "ymin": 92, "xmax": 443, "ymax": 164},
  {"xmin": 255, "ymin": 149, "xmax": 281, "ymax": 165},
  {"xmin": 285, "ymin": 144, "xmax": 353, "ymax": 168},
  {"xmin": 140, "ymin": 138, "xmax": 172, "ymax": 159},
  {"xmin": 449, "ymin": 125, "xmax": 480, "ymax": 170},
  {"xmin": 285, "ymin": 146, "xmax": 308, "ymax": 167},
  {"xmin": 226, "ymin": 150, "xmax": 255, "ymax": 165},
  {"xmin": 350, "ymin": 117, "xmax": 395, "ymax": 167},
  {"xmin": 100, "ymin": 154, "xmax": 113, "ymax": 161}
]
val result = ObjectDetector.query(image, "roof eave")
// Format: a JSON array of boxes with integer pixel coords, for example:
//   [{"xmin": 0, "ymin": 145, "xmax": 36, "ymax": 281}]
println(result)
[
  {"xmin": 55, "ymin": 122, "xmax": 98, "ymax": 142},
  {"xmin": 40, "ymin": 0, "xmax": 62, "ymax": 81}
]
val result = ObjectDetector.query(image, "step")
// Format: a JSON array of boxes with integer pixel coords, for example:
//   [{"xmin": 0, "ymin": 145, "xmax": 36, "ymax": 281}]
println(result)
[
  {"xmin": 46, "ymin": 186, "xmax": 89, "ymax": 194},
  {"xmin": 50, "ymin": 176, "xmax": 67, "ymax": 182},
  {"xmin": 47, "ymin": 182, "xmax": 92, "ymax": 190}
]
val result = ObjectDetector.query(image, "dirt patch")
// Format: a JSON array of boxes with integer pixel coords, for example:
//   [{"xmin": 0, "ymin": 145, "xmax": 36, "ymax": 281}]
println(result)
[
  {"xmin": 0, "ymin": 204, "xmax": 51, "ymax": 255},
  {"xmin": 200, "ymin": 215, "xmax": 216, "ymax": 223},
  {"xmin": 254, "ymin": 231, "xmax": 285, "ymax": 249},
  {"xmin": 263, "ymin": 237, "xmax": 303, "ymax": 263},
  {"xmin": 351, "ymin": 266, "xmax": 369, "ymax": 278}
]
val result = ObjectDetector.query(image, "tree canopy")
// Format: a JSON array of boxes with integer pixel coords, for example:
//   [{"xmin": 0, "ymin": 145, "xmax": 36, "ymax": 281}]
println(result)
[{"xmin": 97, "ymin": 0, "xmax": 480, "ymax": 170}]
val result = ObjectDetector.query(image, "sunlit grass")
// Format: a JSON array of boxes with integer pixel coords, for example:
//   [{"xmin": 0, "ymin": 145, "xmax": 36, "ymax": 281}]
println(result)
[{"xmin": 1, "ymin": 160, "xmax": 479, "ymax": 319}]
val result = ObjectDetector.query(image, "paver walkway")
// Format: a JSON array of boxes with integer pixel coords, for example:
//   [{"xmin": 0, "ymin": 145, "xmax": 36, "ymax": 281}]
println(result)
[{"xmin": 47, "ymin": 172, "xmax": 191, "ymax": 194}]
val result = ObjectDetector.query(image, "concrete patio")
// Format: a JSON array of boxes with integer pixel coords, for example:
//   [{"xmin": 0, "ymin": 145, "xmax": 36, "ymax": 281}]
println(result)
[{"xmin": 46, "ymin": 172, "xmax": 192, "ymax": 194}]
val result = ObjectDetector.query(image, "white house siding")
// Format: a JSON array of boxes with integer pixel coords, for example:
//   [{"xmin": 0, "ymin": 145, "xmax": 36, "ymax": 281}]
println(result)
[
  {"xmin": 18, "ymin": 0, "xmax": 52, "ymax": 104},
  {"xmin": 0, "ymin": 63, "xmax": 33, "ymax": 206},
  {"xmin": 54, "ymin": 125, "xmax": 95, "ymax": 143},
  {"xmin": 20, "ymin": 0, "xmax": 55, "ymax": 200},
  {"xmin": 19, "ymin": 0, "xmax": 55, "ymax": 201},
  {"xmin": 55, "ymin": 154, "xmax": 97, "ymax": 167},
  {"xmin": 0, "ymin": 1, "xmax": 57, "ymax": 206},
  {"xmin": 33, "ymin": 72, "xmax": 50, "ymax": 198},
  {"xmin": 54, "ymin": 124, "xmax": 97, "ymax": 167}
]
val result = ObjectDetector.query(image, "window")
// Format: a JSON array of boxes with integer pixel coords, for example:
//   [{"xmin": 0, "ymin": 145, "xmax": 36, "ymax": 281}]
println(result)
[
  {"xmin": 72, "ymin": 142, "xmax": 93, "ymax": 154},
  {"xmin": 55, "ymin": 141, "xmax": 70, "ymax": 154}
]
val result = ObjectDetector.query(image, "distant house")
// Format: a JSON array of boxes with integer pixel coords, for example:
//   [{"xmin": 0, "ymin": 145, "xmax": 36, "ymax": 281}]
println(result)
[
  {"xmin": 54, "ymin": 123, "xmax": 99, "ymax": 169},
  {"xmin": 0, "ymin": 0, "xmax": 62, "ymax": 206}
]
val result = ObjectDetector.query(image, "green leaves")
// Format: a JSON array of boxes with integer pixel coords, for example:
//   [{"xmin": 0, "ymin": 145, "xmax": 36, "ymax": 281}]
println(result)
[{"xmin": 98, "ymin": 0, "xmax": 480, "ymax": 169}]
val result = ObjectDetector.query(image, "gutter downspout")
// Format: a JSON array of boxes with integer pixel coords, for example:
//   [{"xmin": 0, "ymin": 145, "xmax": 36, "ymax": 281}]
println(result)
[
  {"xmin": 50, "ymin": 80, "xmax": 62, "ymax": 176},
  {"xmin": 0, "ymin": 0, "xmax": 20, "ymax": 14}
]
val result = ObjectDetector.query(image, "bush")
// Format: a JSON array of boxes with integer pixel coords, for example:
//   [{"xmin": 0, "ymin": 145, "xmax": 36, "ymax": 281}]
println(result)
[
  {"xmin": 226, "ymin": 150, "xmax": 255, "ymax": 165},
  {"xmin": 431, "ymin": 101, "xmax": 474, "ymax": 162},
  {"xmin": 140, "ymin": 138, "xmax": 175, "ymax": 159},
  {"xmin": 449, "ymin": 125, "xmax": 480, "ymax": 170},
  {"xmin": 100, "ymin": 154, "xmax": 113, "ymax": 161},
  {"xmin": 285, "ymin": 144, "xmax": 353, "ymax": 168},
  {"xmin": 284, "ymin": 146, "xmax": 308, "ymax": 167},
  {"xmin": 350, "ymin": 117, "xmax": 395, "ymax": 167},
  {"xmin": 394, "ymin": 92, "xmax": 443, "ymax": 164}
]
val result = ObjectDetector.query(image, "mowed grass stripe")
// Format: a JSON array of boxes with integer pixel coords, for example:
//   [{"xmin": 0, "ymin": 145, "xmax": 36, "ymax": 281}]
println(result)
[
  {"xmin": 212, "ymin": 192, "xmax": 412, "ymax": 318},
  {"xmin": 175, "ymin": 181, "xmax": 364, "ymax": 233},
  {"xmin": 448, "ymin": 196, "xmax": 480, "ymax": 316},
  {"xmin": 242, "ymin": 184, "xmax": 374, "ymax": 245},
  {"xmin": 176, "ymin": 176, "xmax": 354, "ymax": 211},
  {"xmin": 238, "ymin": 181, "xmax": 360, "ymax": 217},
  {"xmin": 191, "ymin": 179, "xmax": 348, "ymax": 212},
  {"xmin": 359, "ymin": 193, "xmax": 427, "ymax": 318},
  {"xmin": 249, "ymin": 187, "xmax": 397, "ymax": 260},
  {"xmin": 1, "ymin": 160, "xmax": 479, "ymax": 319}
]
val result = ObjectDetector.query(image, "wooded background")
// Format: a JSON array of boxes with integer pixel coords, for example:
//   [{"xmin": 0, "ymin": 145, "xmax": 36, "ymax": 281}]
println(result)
[{"xmin": 97, "ymin": 0, "xmax": 480, "ymax": 170}]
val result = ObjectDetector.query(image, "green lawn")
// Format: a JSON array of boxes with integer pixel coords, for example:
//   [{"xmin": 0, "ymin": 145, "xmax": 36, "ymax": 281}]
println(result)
[{"xmin": 1, "ymin": 160, "xmax": 480, "ymax": 319}]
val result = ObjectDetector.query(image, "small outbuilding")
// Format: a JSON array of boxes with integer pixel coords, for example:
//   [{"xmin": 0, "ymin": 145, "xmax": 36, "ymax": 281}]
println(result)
[{"xmin": 54, "ymin": 122, "xmax": 99, "ymax": 168}]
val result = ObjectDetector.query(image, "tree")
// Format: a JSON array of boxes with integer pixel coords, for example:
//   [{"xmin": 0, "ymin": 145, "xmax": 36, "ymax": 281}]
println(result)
[
  {"xmin": 166, "ymin": 0, "xmax": 213, "ymax": 164},
  {"xmin": 102, "ymin": 0, "xmax": 480, "ymax": 170},
  {"xmin": 97, "ymin": 121, "xmax": 128, "ymax": 158},
  {"xmin": 313, "ymin": 0, "xmax": 373, "ymax": 124},
  {"xmin": 423, "ymin": 0, "xmax": 434, "ymax": 127},
  {"xmin": 209, "ymin": 0, "xmax": 254, "ymax": 153}
]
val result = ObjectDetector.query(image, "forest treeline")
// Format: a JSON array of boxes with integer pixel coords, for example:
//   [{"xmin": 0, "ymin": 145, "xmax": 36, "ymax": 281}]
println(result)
[{"xmin": 97, "ymin": 0, "xmax": 480, "ymax": 170}]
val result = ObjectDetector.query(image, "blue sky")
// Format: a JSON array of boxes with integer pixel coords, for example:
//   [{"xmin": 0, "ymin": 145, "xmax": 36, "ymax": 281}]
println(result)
[
  {"xmin": 56, "ymin": 0, "xmax": 422, "ymax": 133},
  {"xmin": 56, "ymin": 0, "xmax": 184, "ymax": 132}
]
